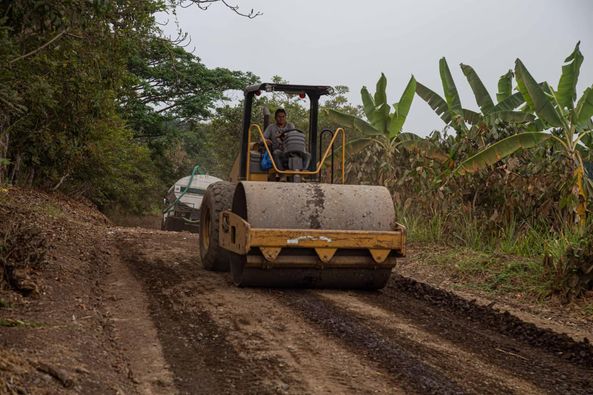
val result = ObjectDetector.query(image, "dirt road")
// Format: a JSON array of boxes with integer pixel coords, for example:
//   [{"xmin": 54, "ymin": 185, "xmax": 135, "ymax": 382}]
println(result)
[
  {"xmin": 107, "ymin": 227, "xmax": 593, "ymax": 395},
  {"xmin": 3, "ymin": 189, "xmax": 593, "ymax": 394}
]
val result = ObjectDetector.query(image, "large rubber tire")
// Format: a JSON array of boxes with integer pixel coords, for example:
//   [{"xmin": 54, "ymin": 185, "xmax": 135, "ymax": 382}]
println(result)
[{"xmin": 199, "ymin": 181, "xmax": 236, "ymax": 271}]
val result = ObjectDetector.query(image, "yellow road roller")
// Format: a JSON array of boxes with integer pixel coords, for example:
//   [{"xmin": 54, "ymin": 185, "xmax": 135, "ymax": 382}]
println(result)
[{"xmin": 199, "ymin": 83, "xmax": 405, "ymax": 289}]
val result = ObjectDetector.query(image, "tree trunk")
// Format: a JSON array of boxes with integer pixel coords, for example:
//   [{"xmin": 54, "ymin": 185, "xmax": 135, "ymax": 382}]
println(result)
[
  {"xmin": 575, "ymin": 164, "xmax": 587, "ymax": 225},
  {"xmin": 9, "ymin": 153, "xmax": 20, "ymax": 185},
  {"xmin": 0, "ymin": 123, "xmax": 9, "ymax": 184}
]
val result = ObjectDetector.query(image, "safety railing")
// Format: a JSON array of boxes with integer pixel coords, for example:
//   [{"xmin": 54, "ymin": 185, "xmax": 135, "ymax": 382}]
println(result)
[
  {"xmin": 319, "ymin": 128, "xmax": 335, "ymax": 183},
  {"xmin": 247, "ymin": 124, "xmax": 346, "ymax": 183}
]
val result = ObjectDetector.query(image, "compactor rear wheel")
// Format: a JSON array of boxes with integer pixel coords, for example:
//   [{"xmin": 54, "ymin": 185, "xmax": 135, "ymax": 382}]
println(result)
[{"xmin": 199, "ymin": 181, "xmax": 235, "ymax": 271}]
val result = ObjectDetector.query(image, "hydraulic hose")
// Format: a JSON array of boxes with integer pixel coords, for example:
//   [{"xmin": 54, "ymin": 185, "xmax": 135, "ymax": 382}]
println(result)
[{"xmin": 163, "ymin": 164, "xmax": 205, "ymax": 223}]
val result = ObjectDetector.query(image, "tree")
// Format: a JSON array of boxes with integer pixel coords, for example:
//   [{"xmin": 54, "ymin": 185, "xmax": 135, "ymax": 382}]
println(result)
[
  {"xmin": 325, "ymin": 73, "xmax": 447, "ymax": 186},
  {"xmin": 120, "ymin": 33, "xmax": 257, "ymax": 188},
  {"xmin": 327, "ymin": 73, "xmax": 415, "ymax": 140},
  {"xmin": 1, "ymin": 1, "xmax": 163, "ymax": 199},
  {"xmin": 0, "ymin": 0, "xmax": 261, "ymax": 212}
]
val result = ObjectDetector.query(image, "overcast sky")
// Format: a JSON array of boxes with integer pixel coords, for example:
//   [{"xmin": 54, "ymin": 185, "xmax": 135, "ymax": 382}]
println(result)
[{"xmin": 163, "ymin": 0, "xmax": 593, "ymax": 135}]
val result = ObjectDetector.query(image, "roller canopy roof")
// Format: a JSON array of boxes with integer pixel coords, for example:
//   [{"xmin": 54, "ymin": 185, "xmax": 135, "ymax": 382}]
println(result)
[{"xmin": 244, "ymin": 83, "xmax": 333, "ymax": 96}]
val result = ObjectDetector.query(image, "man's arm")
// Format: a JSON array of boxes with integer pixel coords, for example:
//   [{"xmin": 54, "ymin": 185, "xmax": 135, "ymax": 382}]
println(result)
[
  {"xmin": 262, "ymin": 125, "xmax": 274, "ymax": 148},
  {"xmin": 263, "ymin": 125, "xmax": 277, "ymax": 142}
]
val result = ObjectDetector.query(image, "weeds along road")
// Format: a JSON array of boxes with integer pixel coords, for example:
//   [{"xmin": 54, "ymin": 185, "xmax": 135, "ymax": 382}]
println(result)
[{"xmin": 110, "ymin": 227, "xmax": 593, "ymax": 395}]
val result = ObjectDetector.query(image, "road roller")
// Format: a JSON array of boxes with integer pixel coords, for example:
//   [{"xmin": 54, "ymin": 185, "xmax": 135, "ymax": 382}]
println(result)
[{"xmin": 199, "ymin": 83, "xmax": 405, "ymax": 289}]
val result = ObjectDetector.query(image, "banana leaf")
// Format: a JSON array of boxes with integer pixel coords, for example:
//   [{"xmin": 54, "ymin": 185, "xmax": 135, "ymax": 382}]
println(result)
[
  {"xmin": 387, "ymin": 76, "xmax": 416, "ymax": 138},
  {"xmin": 454, "ymin": 132, "xmax": 551, "ymax": 175},
  {"xmin": 439, "ymin": 58, "xmax": 462, "ymax": 116},
  {"xmin": 524, "ymin": 118, "xmax": 547, "ymax": 132},
  {"xmin": 585, "ymin": 161, "xmax": 593, "ymax": 180},
  {"xmin": 461, "ymin": 63, "xmax": 494, "ymax": 115},
  {"xmin": 397, "ymin": 132, "xmax": 421, "ymax": 142},
  {"xmin": 497, "ymin": 70, "xmax": 513, "ymax": 103},
  {"xmin": 360, "ymin": 86, "xmax": 376, "ymax": 122},
  {"xmin": 493, "ymin": 91, "xmax": 525, "ymax": 112},
  {"xmin": 375, "ymin": 102, "xmax": 391, "ymax": 133},
  {"xmin": 346, "ymin": 136, "xmax": 383, "ymax": 156},
  {"xmin": 576, "ymin": 86, "xmax": 593, "ymax": 126},
  {"xmin": 515, "ymin": 70, "xmax": 535, "ymax": 112},
  {"xmin": 515, "ymin": 59, "xmax": 563, "ymax": 128},
  {"xmin": 484, "ymin": 111, "xmax": 535, "ymax": 124},
  {"xmin": 577, "ymin": 118, "xmax": 593, "ymax": 134},
  {"xmin": 462, "ymin": 109, "xmax": 482, "ymax": 125},
  {"xmin": 374, "ymin": 73, "xmax": 388, "ymax": 107},
  {"xmin": 557, "ymin": 41, "xmax": 583, "ymax": 109},
  {"xmin": 326, "ymin": 109, "xmax": 379, "ymax": 136},
  {"xmin": 416, "ymin": 82, "xmax": 452, "ymax": 124}
]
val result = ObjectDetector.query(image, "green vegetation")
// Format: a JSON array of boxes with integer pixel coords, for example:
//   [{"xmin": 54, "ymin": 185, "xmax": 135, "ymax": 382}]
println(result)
[
  {"xmin": 326, "ymin": 73, "xmax": 419, "ymax": 186},
  {"xmin": 0, "ymin": 0, "xmax": 253, "ymax": 213},
  {"xmin": 327, "ymin": 73, "xmax": 450, "ymax": 187},
  {"xmin": 195, "ymin": 77, "xmax": 361, "ymax": 179},
  {"xmin": 456, "ymin": 43, "xmax": 593, "ymax": 225},
  {"xmin": 331, "ymin": 46, "xmax": 593, "ymax": 300},
  {"xmin": 412, "ymin": 244, "xmax": 547, "ymax": 298}
]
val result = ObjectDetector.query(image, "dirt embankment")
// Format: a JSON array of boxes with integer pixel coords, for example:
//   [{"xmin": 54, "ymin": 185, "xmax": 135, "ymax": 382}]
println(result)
[
  {"xmin": 1, "ymin": 186, "xmax": 593, "ymax": 394},
  {"xmin": 0, "ymin": 187, "xmax": 173, "ymax": 394}
]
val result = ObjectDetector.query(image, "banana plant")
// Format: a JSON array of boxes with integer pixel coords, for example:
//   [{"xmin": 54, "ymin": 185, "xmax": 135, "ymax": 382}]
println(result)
[
  {"xmin": 416, "ymin": 58, "xmax": 534, "ymax": 136},
  {"xmin": 455, "ymin": 42, "xmax": 593, "ymax": 223},
  {"xmin": 415, "ymin": 58, "xmax": 467, "ymax": 134},
  {"xmin": 327, "ymin": 73, "xmax": 416, "ymax": 140},
  {"xmin": 460, "ymin": 64, "xmax": 535, "ymax": 126},
  {"xmin": 327, "ymin": 73, "xmax": 448, "ymax": 155},
  {"xmin": 326, "ymin": 73, "xmax": 449, "ymax": 185}
]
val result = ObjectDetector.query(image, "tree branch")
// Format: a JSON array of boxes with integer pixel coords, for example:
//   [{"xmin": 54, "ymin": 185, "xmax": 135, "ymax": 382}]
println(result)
[
  {"xmin": 10, "ymin": 30, "xmax": 68, "ymax": 64},
  {"xmin": 52, "ymin": 173, "xmax": 70, "ymax": 191},
  {"xmin": 182, "ymin": 0, "xmax": 262, "ymax": 18}
]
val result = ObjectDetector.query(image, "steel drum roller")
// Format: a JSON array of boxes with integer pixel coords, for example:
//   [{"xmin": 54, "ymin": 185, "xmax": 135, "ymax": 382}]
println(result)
[{"xmin": 229, "ymin": 182, "xmax": 398, "ymax": 289}]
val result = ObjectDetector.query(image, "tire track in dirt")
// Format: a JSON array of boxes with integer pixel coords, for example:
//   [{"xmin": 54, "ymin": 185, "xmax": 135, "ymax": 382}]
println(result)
[
  {"xmin": 353, "ymin": 277, "xmax": 593, "ymax": 394},
  {"xmin": 179, "ymin": 277, "xmax": 402, "ymax": 394},
  {"xmin": 385, "ymin": 277, "xmax": 593, "ymax": 366},
  {"xmin": 276, "ymin": 288, "xmax": 593, "ymax": 395},
  {"xmin": 116, "ymin": 228, "xmax": 402, "ymax": 394},
  {"xmin": 318, "ymin": 291, "xmax": 541, "ymax": 394},
  {"xmin": 115, "ymin": 227, "xmax": 593, "ymax": 395},
  {"xmin": 118, "ymin": 230, "xmax": 277, "ymax": 394},
  {"xmin": 104, "ymin": 235, "xmax": 176, "ymax": 394},
  {"xmin": 273, "ymin": 290, "xmax": 469, "ymax": 394}
]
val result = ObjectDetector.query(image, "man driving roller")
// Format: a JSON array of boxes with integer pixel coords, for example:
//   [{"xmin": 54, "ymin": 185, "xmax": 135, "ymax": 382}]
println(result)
[{"xmin": 263, "ymin": 108, "xmax": 295, "ymax": 151}]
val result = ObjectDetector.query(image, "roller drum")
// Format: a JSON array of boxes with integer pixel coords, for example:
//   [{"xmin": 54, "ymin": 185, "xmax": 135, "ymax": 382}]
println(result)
[
  {"xmin": 229, "ymin": 182, "xmax": 397, "ymax": 289},
  {"xmin": 232, "ymin": 182, "xmax": 396, "ymax": 231}
]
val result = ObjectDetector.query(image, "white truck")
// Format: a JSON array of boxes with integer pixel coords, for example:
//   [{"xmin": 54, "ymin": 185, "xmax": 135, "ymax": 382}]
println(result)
[{"xmin": 162, "ymin": 174, "xmax": 222, "ymax": 232}]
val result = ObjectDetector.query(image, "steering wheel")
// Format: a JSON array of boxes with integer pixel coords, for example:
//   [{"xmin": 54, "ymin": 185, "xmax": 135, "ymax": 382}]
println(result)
[{"xmin": 260, "ymin": 128, "xmax": 306, "ymax": 152}]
